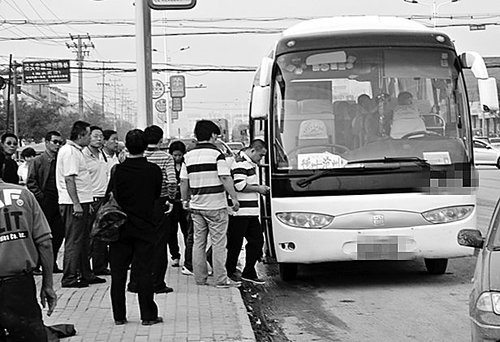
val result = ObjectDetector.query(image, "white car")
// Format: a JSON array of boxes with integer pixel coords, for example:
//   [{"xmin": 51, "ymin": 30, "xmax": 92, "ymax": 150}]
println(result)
[
  {"xmin": 489, "ymin": 137, "xmax": 500, "ymax": 150},
  {"xmin": 473, "ymin": 139, "xmax": 500, "ymax": 168}
]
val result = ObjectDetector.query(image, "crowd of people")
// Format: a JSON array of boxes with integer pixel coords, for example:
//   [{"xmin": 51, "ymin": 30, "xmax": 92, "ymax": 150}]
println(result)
[{"xmin": 0, "ymin": 118, "xmax": 269, "ymax": 340}]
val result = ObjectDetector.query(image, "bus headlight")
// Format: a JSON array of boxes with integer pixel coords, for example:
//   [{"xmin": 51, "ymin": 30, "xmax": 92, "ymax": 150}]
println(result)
[
  {"xmin": 276, "ymin": 212, "xmax": 334, "ymax": 229},
  {"xmin": 422, "ymin": 205, "xmax": 474, "ymax": 224}
]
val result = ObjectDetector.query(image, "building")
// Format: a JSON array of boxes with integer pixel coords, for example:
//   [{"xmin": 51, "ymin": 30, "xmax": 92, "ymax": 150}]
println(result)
[{"xmin": 21, "ymin": 84, "xmax": 69, "ymax": 106}]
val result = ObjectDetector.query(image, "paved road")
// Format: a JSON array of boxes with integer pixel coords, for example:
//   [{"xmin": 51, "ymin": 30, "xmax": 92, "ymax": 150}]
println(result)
[{"xmin": 258, "ymin": 167, "xmax": 500, "ymax": 342}]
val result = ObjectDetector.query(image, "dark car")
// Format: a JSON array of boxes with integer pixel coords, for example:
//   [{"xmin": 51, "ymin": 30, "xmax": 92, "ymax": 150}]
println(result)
[{"xmin": 458, "ymin": 200, "xmax": 500, "ymax": 341}]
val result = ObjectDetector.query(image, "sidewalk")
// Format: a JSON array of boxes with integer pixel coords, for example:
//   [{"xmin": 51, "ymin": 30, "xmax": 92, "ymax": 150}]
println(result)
[{"xmin": 36, "ymin": 265, "xmax": 256, "ymax": 342}]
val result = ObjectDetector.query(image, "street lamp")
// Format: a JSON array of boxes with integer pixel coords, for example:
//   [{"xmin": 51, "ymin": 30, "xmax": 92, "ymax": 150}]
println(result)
[{"xmin": 404, "ymin": 0, "xmax": 460, "ymax": 28}]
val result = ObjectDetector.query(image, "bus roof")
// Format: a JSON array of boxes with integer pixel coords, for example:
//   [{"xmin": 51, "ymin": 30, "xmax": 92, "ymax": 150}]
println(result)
[{"xmin": 282, "ymin": 16, "xmax": 432, "ymax": 38}]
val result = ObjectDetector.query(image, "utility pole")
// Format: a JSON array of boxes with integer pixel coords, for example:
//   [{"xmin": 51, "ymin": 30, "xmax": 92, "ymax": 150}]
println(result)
[
  {"xmin": 66, "ymin": 34, "xmax": 94, "ymax": 118},
  {"xmin": 97, "ymin": 63, "xmax": 110, "ymax": 120},
  {"xmin": 110, "ymin": 79, "xmax": 121, "ymax": 131},
  {"xmin": 101, "ymin": 62, "xmax": 106, "ymax": 118},
  {"xmin": 120, "ymin": 88, "xmax": 129, "ymax": 122},
  {"xmin": 5, "ymin": 55, "xmax": 12, "ymax": 132},
  {"xmin": 136, "ymin": 0, "xmax": 153, "ymax": 128},
  {"xmin": 12, "ymin": 61, "xmax": 18, "ymax": 137}
]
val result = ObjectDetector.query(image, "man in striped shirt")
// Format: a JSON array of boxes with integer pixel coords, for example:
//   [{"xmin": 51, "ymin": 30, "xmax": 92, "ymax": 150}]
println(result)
[
  {"xmin": 180, "ymin": 120, "xmax": 241, "ymax": 288},
  {"xmin": 226, "ymin": 139, "xmax": 269, "ymax": 285}
]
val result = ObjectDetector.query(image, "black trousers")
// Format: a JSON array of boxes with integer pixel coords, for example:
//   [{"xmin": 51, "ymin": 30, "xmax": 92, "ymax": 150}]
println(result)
[
  {"xmin": 183, "ymin": 212, "xmax": 194, "ymax": 271},
  {"xmin": 60, "ymin": 203, "xmax": 93, "ymax": 285},
  {"xmin": 40, "ymin": 198, "xmax": 64, "ymax": 268},
  {"xmin": 0, "ymin": 273, "xmax": 47, "ymax": 342},
  {"xmin": 225, "ymin": 216, "xmax": 264, "ymax": 278},
  {"xmin": 109, "ymin": 225, "xmax": 158, "ymax": 322},
  {"xmin": 129, "ymin": 197, "xmax": 170, "ymax": 291},
  {"xmin": 167, "ymin": 202, "xmax": 190, "ymax": 261}
]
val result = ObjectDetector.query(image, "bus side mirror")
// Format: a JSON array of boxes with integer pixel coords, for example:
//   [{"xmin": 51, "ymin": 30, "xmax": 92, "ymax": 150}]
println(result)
[
  {"xmin": 250, "ymin": 86, "xmax": 270, "ymax": 119},
  {"xmin": 478, "ymin": 78, "xmax": 499, "ymax": 112},
  {"xmin": 460, "ymin": 51, "xmax": 499, "ymax": 112},
  {"xmin": 460, "ymin": 51, "xmax": 488, "ymax": 79},
  {"xmin": 259, "ymin": 57, "xmax": 273, "ymax": 87}
]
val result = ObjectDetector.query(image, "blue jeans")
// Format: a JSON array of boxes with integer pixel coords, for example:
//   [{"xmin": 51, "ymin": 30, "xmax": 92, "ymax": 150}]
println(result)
[{"xmin": 191, "ymin": 208, "xmax": 229, "ymax": 285}]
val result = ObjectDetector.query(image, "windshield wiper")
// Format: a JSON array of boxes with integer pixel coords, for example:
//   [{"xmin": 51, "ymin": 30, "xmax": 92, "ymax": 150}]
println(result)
[
  {"xmin": 345, "ymin": 157, "xmax": 430, "ymax": 167},
  {"xmin": 296, "ymin": 157, "xmax": 429, "ymax": 188}
]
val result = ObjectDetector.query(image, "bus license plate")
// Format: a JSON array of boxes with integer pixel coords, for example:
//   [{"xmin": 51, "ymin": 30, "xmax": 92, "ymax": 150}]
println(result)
[{"xmin": 356, "ymin": 235, "xmax": 413, "ymax": 260}]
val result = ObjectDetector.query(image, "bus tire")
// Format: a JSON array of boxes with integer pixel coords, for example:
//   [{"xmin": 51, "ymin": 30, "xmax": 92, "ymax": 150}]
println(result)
[
  {"xmin": 496, "ymin": 158, "xmax": 500, "ymax": 169},
  {"xmin": 424, "ymin": 258, "xmax": 448, "ymax": 275},
  {"xmin": 279, "ymin": 263, "xmax": 298, "ymax": 281}
]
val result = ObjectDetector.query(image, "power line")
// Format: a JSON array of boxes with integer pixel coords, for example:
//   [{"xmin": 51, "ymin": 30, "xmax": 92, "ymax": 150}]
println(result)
[
  {"xmin": 2, "ymin": 14, "xmax": 500, "ymax": 26},
  {"xmin": 25, "ymin": 0, "xmax": 60, "ymax": 36},
  {"xmin": 0, "ymin": 29, "xmax": 284, "ymax": 42},
  {"xmin": 36, "ymin": 0, "xmax": 87, "ymax": 35},
  {"xmin": 3, "ymin": 0, "xmax": 60, "ymax": 46}
]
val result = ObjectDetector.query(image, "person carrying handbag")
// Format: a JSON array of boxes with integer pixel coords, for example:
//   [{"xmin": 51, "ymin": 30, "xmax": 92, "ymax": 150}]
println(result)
[{"xmin": 107, "ymin": 129, "xmax": 164, "ymax": 326}]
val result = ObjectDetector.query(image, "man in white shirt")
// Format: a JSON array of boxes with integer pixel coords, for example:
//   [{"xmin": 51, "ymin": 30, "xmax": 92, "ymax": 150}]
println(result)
[
  {"xmin": 56, "ymin": 120, "xmax": 105, "ymax": 288},
  {"xmin": 83, "ymin": 126, "xmax": 111, "ymax": 276},
  {"xmin": 102, "ymin": 129, "xmax": 120, "ymax": 173}
]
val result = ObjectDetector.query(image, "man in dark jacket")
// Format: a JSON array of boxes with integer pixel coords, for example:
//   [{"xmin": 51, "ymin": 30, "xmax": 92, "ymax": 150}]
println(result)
[
  {"xmin": 1, "ymin": 132, "xmax": 19, "ymax": 184},
  {"xmin": 27, "ymin": 131, "xmax": 65, "ymax": 273}
]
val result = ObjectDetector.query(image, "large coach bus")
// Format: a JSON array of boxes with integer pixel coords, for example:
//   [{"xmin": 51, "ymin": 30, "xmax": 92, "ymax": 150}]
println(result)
[{"xmin": 249, "ymin": 16, "xmax": 499, "ymax": 281}]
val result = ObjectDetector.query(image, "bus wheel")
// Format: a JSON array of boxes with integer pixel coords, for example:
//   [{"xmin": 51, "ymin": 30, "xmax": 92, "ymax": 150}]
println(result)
[
  {"xmin": 424, "ymin": 258, "xmax": 448, "ymax": 274},
  {"xmin": 496, "ymin": 158, "xmax": 500, "ymax": 169},
  {"xmin": 279, "ymin": 263, "xmax": 298, "ymax": 281}
]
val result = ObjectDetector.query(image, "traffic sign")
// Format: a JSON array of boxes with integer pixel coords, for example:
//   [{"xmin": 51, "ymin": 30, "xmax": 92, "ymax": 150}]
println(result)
[
  {"xmin": 152, "ymin": 79, "xmax": 165, "ymax": 99},
  {"xmin": 155, "ymin": 99, "xmax": 167, "ymax": 112},
  {"xmin": 148, "ymin": 0, "xmax": 196, "ymax": 10},
  {"xmin": 171, "ymin": 111, "xmax": 179, "ymax": 120},
  {"xmin": 23, "ymin": 60, "xmax": 71, "ymax": 84},
  {"xmin": 171, "ymin": 97, "xmax": 183, "ymax": 112},
  {"xmin": 169, "ymin": 75, "xmax": 185, "ymax": 98}
]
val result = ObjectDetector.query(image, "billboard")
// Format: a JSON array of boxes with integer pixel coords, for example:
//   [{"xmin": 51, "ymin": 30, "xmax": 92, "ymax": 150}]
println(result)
[{"xmin": 22, "ymin": 60, "xmax": 71, "ymax": 84}]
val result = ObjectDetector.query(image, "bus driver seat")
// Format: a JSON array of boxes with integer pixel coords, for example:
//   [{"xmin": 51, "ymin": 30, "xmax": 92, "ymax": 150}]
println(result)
[{"xmin": 297, "ymin": 119, "xmax": 329, "ymax": 151}]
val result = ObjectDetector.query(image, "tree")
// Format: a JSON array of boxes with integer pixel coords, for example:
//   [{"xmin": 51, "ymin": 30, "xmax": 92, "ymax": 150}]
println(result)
[
  {"xmin": 17, "ymin": 100, "xmax": 67, "ymax": 141},
  {"xmin": 1, "ymin": 98, "xmax": 136, "ymax": 142}
]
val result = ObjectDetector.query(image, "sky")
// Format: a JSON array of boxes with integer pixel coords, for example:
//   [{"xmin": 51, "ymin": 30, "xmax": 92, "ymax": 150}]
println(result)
[{"xmin": 0, "ymin": 0, "xmax": 499, "ymax": 137}]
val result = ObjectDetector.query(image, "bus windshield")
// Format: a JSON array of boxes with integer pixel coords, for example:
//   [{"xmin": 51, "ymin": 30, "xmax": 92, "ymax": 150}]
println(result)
[{"xmin": 272, "ymin": 47, "xmax": 472, "ymax": 171}]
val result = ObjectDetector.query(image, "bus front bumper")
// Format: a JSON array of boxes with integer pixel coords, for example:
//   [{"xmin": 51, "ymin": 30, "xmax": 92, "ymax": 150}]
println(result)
[{"xmin": 273, "ymin": 224, "xmax": 475, "ymax": 264}]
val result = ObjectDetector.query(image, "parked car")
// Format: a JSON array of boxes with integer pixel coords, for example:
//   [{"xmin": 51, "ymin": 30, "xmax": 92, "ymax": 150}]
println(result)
[
  {"xmin": 489, "ymin": 137, "xmax": 500, "ymax": 149},
  {"xmin": 458, "ymin": 199, "xmax": 500, "ymax": 341},
  {"xmin": 474, "ymin": 136, "xmax": 491, "ymax": 144},
  {"xmin": 473, "ymin": 139, "xmax": 500, "ymax": 168}
]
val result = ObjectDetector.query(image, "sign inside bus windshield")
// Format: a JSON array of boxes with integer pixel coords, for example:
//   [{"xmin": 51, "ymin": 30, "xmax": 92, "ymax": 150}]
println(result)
[
  {"xmin": 297, "ymin": 151, "xmax": 452, "ymax": 170},
  {"xmin": 298, "ymin": 152, "xmax": 347, "ymax": 169}
]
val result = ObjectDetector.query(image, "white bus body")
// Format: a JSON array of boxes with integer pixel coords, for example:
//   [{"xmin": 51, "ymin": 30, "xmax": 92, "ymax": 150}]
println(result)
[{"xmin": 249, "ymin": 16, "xmax": 498, "ymax": 280}]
